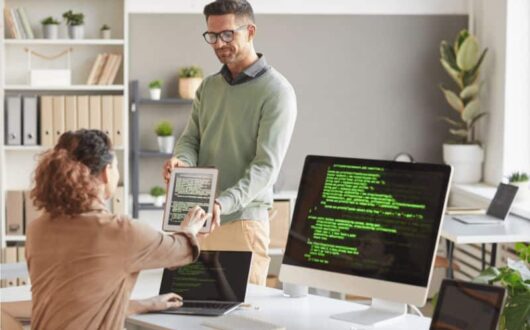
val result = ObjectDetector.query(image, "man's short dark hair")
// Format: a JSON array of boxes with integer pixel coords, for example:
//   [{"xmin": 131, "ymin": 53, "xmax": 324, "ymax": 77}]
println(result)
[{"xmin": 203, "ymin": 0, "xmax": 255, "ymax": 23}]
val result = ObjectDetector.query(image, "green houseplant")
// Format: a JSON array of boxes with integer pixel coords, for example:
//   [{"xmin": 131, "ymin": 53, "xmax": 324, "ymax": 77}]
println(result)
[
  {"xmin": 178, "ymin": 65, "xmax": 203, "ymax": 99},
  {"xmin": 148, "ymin": 80, "xmax": 162, "ymax": 100},
  {"xmin": 155, "ymin": 121, "xmax": 174, "ymax": 154},
  {"xmin": 100, "ymin": 24, "xmax": 111, "ymax": 39},
  {"xmin": 62, "ymin": 10, "xmax": 85, "ymax": 39},
  {"xmin": 440, "ymin": 29, "xmax": 488, "ymax": 183},
  {"xmin": 41, "ymin": 16, "xmax": 60, "ymax": 39},
  {"xmin": 508, "ymin": 171, "xmax": 530, "ymax": 202},
  {"xmin": 150, "ymin": 186, "xmax": 166, "ymax": 207},
  {"xmin": 474, "ymin": 243, "xmax": 530, "ymax": 330}
]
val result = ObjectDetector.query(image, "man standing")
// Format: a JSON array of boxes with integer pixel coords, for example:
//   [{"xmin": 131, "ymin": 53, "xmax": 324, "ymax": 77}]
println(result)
[{"xmin": 163, "ymin": 0, "xmax": 297, "ymax": 285}]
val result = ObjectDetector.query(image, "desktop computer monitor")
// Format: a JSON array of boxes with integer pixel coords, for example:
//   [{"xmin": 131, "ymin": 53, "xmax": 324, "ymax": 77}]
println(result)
[{"xmin": 279, "ymin": 155, "xmax": 452, "ymax": 326}]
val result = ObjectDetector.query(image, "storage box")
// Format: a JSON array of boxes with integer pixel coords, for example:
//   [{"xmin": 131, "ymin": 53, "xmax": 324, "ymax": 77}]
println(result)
[{"xmin": 30, "ymin": 69, "xmax": 71, "ymax": 86}]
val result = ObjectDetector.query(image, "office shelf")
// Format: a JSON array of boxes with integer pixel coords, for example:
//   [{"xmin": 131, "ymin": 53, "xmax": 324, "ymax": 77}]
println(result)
[
  {"xmin": 139, "ymin": 203, "xmax": 164, "ymax": 211},
  {"xmin": 4, "ymin": 39, "xmax": 125, "ymax": 46},
  {"xmin": 4, "ymin": 85, "xmax": 125, "ymax": 91},
  {"xmin": 5, "ymin": 235, "xmax": 26, "ymax": 242},
  {"xmin": 138, "ymin": 98, "xmax": 193, "ymax": 106},
  {"xmin": 139, "ymin": 150, "xmax": 172, "ymax": 158}
]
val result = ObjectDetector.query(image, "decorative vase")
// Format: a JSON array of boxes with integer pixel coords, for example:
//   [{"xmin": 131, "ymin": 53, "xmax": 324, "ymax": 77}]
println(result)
[
  {"xmin": 149, "ymin": 88, "xmax": 161, "ymax": 100},
  {"xmin": 68, "ymin": 25, "xmax": 84, "ymax": 39},
  {"xmin": 510, "ymin": 181, "xmax": 530, "ymax": 203},
  {"xmin": 443, "ymin": 144, "xmax": 484, "ymax": 184},
  {"xmin": 178, "ymin": 77, "xmax": 202, "ymax": 99},
  {"xmin": 153, "ymin": 196, "xmax": 165, "ymax": 207},
  {"xmin": 157, "ymin": 136, "xmax": 174, "ymax": 154},
  {"xmin": 101, "ymin": 29, "xmax": 111, "ymax": 39},
  {"xmin": 42, "ymin": 24, "xmax": 59, "ymax": 39}
]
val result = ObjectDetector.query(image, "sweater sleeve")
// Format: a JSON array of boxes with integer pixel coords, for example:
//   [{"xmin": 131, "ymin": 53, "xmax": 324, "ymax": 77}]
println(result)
[
  {"xmin": 216, "ymin": 83, "xmax": 297, "ymax": 214},
  {"xmin": 124, "ymin": 219, "xmax": 200, "ymax": 273}
]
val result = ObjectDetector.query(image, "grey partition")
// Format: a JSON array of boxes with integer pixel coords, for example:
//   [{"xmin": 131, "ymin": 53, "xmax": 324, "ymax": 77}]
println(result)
[{"xmin": 130, "ymin": 14, "xmax": 467, "ymax": 192}]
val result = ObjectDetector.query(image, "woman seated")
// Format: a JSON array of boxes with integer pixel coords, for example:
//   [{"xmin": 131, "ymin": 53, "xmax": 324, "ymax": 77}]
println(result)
[{"xmin": 26, "ymin": 129, "xmax": 213, "ymax": 329}]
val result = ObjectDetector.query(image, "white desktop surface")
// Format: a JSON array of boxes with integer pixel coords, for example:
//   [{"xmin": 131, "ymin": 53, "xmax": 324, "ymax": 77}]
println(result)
[
  {"xmin": 440, "ymin": 215, "xmax": 530, "ymax": 244},
  {"xmin": 0, "ymin": 269, "xmax": 431, "ymax": 330}
]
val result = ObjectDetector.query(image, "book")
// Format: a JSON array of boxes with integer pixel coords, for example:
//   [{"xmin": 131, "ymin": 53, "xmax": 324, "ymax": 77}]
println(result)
[
  {"xmin": 105, "ymin": 54, "xmax": 122, "ymax": 85},
  {"xmin": 98, "ymin": 54, "xmax": 116, "ymax": 85},
  {"xmin": 11, "ymin": 8, "xmax": 24, "ymax": 39},
  {"xmin": 86, "ymin": 54, "xmax": 105, "ymax": 85},
  {"xmin": 18, "ymin": 7, "xmax": 34, "ymax": 39},
  {"xmin": 4, "ymin": 7, "xmax": 18, "ymax": 39}
]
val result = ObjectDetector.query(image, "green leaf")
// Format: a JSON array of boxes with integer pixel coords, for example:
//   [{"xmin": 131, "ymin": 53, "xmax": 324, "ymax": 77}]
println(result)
[
  {"xmin": 504, "ymin": 291, "xmax": 530, "ymax": 330},
  {"xmin": 450, "ymin": 128, "xmax": 469, "ymax": 138},
  {"xmin": 462, "ymin": 99, "xmax": 480, "ymax": 123},
  {"xmin": 474, "ymin": 267, "xmax": 501, "ymax": 284},
  {"xmin": 468, "ymin": 112, "xmax": 488, "ymax": 130},
  {"xmin": 440, "ymin": 117, "xmax": 465, "ymax": 127},
  {"xmin": 440, "ymin": 41, "xmax": 459, "ymax": 71},
  {"xmin": 457, "ymin": 35, "xmax": 480, "ymax": 71},
  {"xmin": 515, "ymin": 243, "xmax": 526, "ymax": 253},
  {"xmin": 460, "ymin": 84, "xmax": 480, "ymax": 99},
  {"xmin": 463, "ymin": 48, "xmax": 488, "ymax": 87},
  {"xmin": 454, "ymin": 30, "xmax": 470, "ymax": 54},
  {"xmin": 441, "ymin": 59, "xmax": 463, "ymax": 89},
  {"xmin": 440, "ymin": 85, "xmax": 464, "ymax": 112}
]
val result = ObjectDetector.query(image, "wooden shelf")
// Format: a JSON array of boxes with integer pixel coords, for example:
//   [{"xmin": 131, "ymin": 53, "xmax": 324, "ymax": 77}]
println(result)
[
  {"xmin": 5, "ymin": 85, "xmax": 125, "ymax": 91},
  {"xmin": 139, "ymin": 203, "xmax": 164, "ymax": 210},
  {"xmin": 139, "ymin": 150, "xmax": 172, "ymax": 158},
  {"xmin": 4, "ymin": 39, "xmax": 125, "ymax": 45},
  {"xmin": 3, "ymin": 146, "xmax": 124, "ymax": 151},
  {"xmin": 5, "ymin": 235, "xmax": 26, "ymax": 242},
  {"xmin": 138, "ymin": 98, "xmax": 193, "ymax": 105}
]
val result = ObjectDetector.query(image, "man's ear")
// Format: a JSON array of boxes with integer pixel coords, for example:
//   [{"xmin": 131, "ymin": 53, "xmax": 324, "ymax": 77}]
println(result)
[
  {"xmin": 248, "ymin": 24, "xmax": 256, "ymax": 41},
  {"xmin": 101, "ymin": 163, "xmax": 111, "ymax": 184}
]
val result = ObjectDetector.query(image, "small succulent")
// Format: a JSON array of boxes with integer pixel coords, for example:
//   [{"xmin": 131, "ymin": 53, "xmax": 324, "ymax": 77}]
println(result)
[
  {"xmin": 41, "ymin": 16, "xmax": 60, "ymax": 25},
  {"xmin": 148, "ymin": 80, "xmax": 162, "ymax": 89},
  {"xmin": 178, "ymin": 66, "xmax": 203, "ymax": 78},
  {"xmin": 62, "ymin": 10, "xmax": 84, "ymax": 26},
  {"xmin": 155, "ymin": 121, "xmax": 173, "ymax": 137},
  {"xmin": 100, "ymin": 24, "xmax": 111, "ymax": 31},
  {"xmin": 150, "ymin": 186, "xmax": 166, "ymax": 197},
  {"xmin": 508, "ymin": 171, "xmax": 529, "ymax": 183}
]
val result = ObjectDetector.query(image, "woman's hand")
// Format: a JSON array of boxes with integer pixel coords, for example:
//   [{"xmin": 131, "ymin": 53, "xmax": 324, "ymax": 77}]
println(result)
[
  {"xmin": 128, "ymin": 293, "xmax": 183, "ymax": 315},
  {"xmin": 180, "ymin": 206, "xmax": 210, "ymax": 236}
]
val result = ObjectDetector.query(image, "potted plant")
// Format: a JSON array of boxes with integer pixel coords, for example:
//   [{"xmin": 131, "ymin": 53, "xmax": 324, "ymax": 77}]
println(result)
[
  {"xmin": 178, "ymin": 66, "xmax": 203, "ymax": 99},
  {"xmin": 62, "ymin": 10, "xmax": 84, "ymax": 39},
  {"xmin": 155, "ymin": 121, "xmax": 174, "ymax": 154},
  {"xmin": 41, "ymin": 16, "xmax": 60, "ymax": 39},
  {"xmin": 474, "ymin": 243, "xmax": 530, "ymax": 330},
  {"xmin": 508, "ymin": 171, "xmax": 530, "ymax": 202},
  {"xmin": 439, "ymin": 29, "xmax": 488, "ymax": 183},
  {"xmin": 100, "ymin": 24, "xmax": 111, "ymax": 39},
  {"xmin": 150, "ymin": 186, "xmax": 166, "ymax": 207},
  {"xmin": 148, "ymin": 80, "xmax": 162, "ymax": 100}
]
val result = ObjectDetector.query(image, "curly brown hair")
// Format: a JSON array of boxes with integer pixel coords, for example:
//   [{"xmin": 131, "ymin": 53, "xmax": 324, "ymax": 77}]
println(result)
[{"xmin": 31, "ymin": 129, "xmax": 114, "ymax": 217}]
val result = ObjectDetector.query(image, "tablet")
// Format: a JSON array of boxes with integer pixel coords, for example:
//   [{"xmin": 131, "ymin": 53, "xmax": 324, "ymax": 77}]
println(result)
[
  {"xmin": 430, "ymin": 279, "xmax": 506, "ymax": 330},
  {"xmin": 162, "ymin": 167, "xmax": 218, "ymax": 233}
]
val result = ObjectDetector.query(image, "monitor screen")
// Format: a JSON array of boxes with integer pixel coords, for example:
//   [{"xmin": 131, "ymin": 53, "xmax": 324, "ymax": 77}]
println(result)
[
  {"xmin": 159, "ymin": 251, "xmax": 251, "ymax": 302},
  {"xmin": 430, "ymin": 279, "xmax": 506, "ymax": 330},
  {"xmin": 486, "ymin": 183, "xmax": 518, "ymax": 219},
  {"xmin": 282, "ymin": 155, "xmax": 451, "ymax": 287}
]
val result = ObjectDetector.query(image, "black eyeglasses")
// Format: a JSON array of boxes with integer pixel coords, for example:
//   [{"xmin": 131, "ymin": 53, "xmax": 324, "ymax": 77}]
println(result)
[{"xmin": 202, "ymin": 25, "xmax": 248, "ymax": 44}]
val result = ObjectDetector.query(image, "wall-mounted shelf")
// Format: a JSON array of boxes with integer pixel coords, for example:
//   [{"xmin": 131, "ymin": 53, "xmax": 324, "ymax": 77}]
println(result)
[
  {"xmin": 5, "ymin": 235, "xmax": 27, "ymax": 242},
  {"xmin": 139, "ymin": 150, "xmax": 172, "ymax": 158},
  {"xmin": 139, "ymin": 203, "xmax": 164, "ymax": 211},
  {"xmin": 138, "ymin": 98, "xmax": 193, "ymax": 106},
  {"xmin": 4, "ymin": 39, "xmax": 125, "ymax": 46},
  {"xmin": 2, "ymin": 146, "xmax": 125, "ymax": 151},
  {"xmin": 5, "ymin": 85, "xmax": 125, "ymax": 91}
]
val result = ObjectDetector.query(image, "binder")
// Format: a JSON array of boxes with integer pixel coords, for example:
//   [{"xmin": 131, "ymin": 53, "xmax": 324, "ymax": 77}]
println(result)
[
  {"xmin": 113, "ymin": 95, "xmax": 124, "ymax": 147},
  {"xmin": 77, "ymin": 95, "xmax": 90, "ymax": 129},
  {"xmin": 52, "ymin": 96, "xmax": 65, "ymax": 144},
  {"xmin": 17, "ymin": 246, "xmax": 29, "ymax": 286},
  {"xmin": 6, "ymin": 95, "xmax": 22, "ymax": 145},
  {"xmin": 101, "ymin": 95, "xmax": 114, "ymax": 138},
  {"xmin": 22, "ymin": 96, "xmax": 38, "ymax": 145},
  {"xmin": 4, "ymin": 247, "xmax": 18, "ymax": 287},
  {"xmin": 65, "ymin": 95, "xmax": 77, "ymax": 132},
  {"xmin": 89, "ymin": 95, "xmax": 102, "ymax": 130},
  {"xmin": 24, "ymin": 190, "xmax": 41, "ymax": 233},
  {"xmin": 113, "ymin": 186, "xmax": 124, "ymax": 214},
  {"xmin": 6, "ymin": 191, "xmax": 24, "ymax": 235},
  {"xmin": 40, "ymin": 96, "xmax": 54, "ymax": 147}
]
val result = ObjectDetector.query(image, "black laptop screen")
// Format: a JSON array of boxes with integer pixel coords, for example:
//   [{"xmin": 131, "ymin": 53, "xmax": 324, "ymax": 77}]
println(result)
[
  {"xmin": 159, "ymin": 251, "xmax": 252, "ymax": 302},
  {"xmin": 486, "ymin": 183, "xmax": 519, "ymax": 219}
]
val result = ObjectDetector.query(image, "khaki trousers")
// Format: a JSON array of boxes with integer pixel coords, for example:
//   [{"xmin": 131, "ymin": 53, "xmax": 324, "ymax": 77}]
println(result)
[{"xmin": 198, "ymin": 220, "xmax": 270, "ymax": 285}]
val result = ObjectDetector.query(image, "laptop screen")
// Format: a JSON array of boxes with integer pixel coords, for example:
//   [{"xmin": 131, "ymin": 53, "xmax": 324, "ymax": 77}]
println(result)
[
  {"xmin": 486, "ymin": 183, "xmax": 519, "ymax": 219},
  {"xmin": 430, "ymin": 279, "xmax": 506, "ymax": 330},
  {"xmin": 159, "ymin": 251, "xmax": 252, "ymax": 302}
]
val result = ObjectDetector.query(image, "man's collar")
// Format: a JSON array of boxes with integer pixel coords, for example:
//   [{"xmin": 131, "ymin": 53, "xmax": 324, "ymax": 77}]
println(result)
[{"xmin": 220, "ymin": 53, "xmax": 268, "ymax": 85}]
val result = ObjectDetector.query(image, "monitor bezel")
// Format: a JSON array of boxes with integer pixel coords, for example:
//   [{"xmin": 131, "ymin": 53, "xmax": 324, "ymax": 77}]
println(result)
[{"xmin": 279, "ymin": 155, "xmax": 452, "ymax": 306}]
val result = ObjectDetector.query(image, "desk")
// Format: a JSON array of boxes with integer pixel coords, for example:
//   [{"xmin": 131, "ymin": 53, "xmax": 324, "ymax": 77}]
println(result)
[
  {"xmin": 440, "ymin": 215, "xmax": 530, "ymax": 278},
  {"xmin": 1, "ymin": 269, "xmax": 431, "ymax": 330}
]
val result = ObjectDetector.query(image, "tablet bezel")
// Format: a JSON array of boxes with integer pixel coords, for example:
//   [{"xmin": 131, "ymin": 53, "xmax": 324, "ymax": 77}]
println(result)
[{"xmin": 162, "ymin": 167, "xmax": 218, "ymax": 233}]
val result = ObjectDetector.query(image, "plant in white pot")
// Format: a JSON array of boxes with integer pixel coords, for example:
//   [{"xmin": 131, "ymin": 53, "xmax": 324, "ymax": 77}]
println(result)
[
  {"xmin": 439, "ymin": 29, "xmax": 488, "ymax": 183},
  {"xmin": 41, "ymin": 16, "xmax": 60, "ymax": 39},
  {"xmin": 63, "ymin": 10, "xmax": 84, "ymax": 39},
  {"xmin": 150, "ymin": 186, "xmax": 166, "ymax": 207},
  {"xmin": 178, "ymin": 66, "xmax": 203, "ymax": 99},
  {"xmin": 155, "ymin": 121, "xmax": 174, "ymax": 154},
  {"xmin": 149, "ymin": 80, "xmax": 162, "ymax": 100},
  {"xmin": 508, "ymin": 171, "xmax": 529, "ymax": 203},
  {"xmin": 100, "ymin": 24, "xmax": 111, "ymax": 39}
]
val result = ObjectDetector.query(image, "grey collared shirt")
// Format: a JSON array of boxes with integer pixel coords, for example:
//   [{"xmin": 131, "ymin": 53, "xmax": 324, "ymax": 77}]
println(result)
[{"xmin": 220, "ymin": 53, "xmax": 270, "ymax": 85}]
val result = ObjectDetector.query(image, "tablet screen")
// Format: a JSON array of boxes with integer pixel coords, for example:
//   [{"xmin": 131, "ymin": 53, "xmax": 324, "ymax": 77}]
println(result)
[{"xmin": 167, "ymin": 170, "xmax": 216, "ymax": 227}]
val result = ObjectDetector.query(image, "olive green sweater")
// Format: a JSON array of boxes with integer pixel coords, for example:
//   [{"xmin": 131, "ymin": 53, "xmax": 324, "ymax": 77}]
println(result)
[{"xmin": 173, "ymin": 68, "xmax": 297, "ymax": 223}]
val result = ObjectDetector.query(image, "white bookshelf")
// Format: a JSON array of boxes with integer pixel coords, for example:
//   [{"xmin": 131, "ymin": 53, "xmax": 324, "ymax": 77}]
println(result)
[{"xmin": 0, "ymin": 0, "xmax": 129, "ymax": 248}]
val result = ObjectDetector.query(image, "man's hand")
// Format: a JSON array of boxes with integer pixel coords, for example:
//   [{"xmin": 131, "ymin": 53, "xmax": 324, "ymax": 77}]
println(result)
[
  {"xmin": 211, "ymin": 202, "xmax": 221, "ymax": 232},
  {"xmin": 128, "ymin": 293, "xmax": 183, "ymax": 315},
  {"xmin": 180, "ymin": 206, "xmax": 210, "ymax": 236},
  {"xmin": 163, "ymin": 157, "xmax": 189, "ymax": 184}
]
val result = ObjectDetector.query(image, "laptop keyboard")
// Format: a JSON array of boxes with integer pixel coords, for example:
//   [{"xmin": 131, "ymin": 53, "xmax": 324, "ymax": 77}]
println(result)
[{"xmin": 182, "ymin": 301, "xmax": 233, "ymax": 310}]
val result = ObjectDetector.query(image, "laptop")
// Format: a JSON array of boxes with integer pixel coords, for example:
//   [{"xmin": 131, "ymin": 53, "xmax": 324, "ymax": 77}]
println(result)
[
  {"xmin": 159, "ymin": 250, "xmax": 252, "ymax": 316},
  {"xmin": 453, "ymin": 183, "xmax": 518, "ymax": 224},
  {"xmin": 430, "ymin": 279, "xmax": 506, "ymax": 330}
]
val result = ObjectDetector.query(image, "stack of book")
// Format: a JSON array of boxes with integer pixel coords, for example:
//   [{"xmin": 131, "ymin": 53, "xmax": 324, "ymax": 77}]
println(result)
[
  {"xmin": 4, "ymin": 6, "xmax": 34, "ymax": 39},
  {"xmin": 86, "ymin": 53, "xmax": 123, "ymax": 85}
]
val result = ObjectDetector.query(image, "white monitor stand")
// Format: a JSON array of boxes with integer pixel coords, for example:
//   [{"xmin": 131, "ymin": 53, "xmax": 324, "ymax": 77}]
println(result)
[{"xmin": 330, "ymin": 298, "xmax": 407, "ymax": 326}]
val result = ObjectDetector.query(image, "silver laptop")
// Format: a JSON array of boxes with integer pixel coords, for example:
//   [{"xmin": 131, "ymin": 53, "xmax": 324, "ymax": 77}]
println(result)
[
  {"xmin": 453, "ymin": 183, "xmax": 519, "ymax": 225},
  {"xmin": 158, "ymin": 250, "xmax": 252, "ymax": 316}
]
